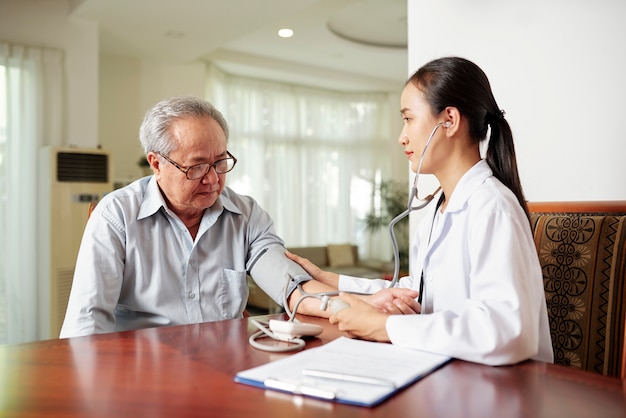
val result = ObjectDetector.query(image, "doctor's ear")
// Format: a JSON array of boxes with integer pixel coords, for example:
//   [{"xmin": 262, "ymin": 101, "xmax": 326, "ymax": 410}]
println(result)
[{"xmin": 441, "ymin": 107, "xmax": 461, "ymax": 134}]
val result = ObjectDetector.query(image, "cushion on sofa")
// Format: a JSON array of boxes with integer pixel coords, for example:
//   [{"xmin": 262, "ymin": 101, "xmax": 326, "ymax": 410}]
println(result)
[
  {"xmin": 529, "ymin": 204, "xmax": 626, "ymax": 378},
  {"xmin": 327, "ymin": 243, "xmax": 356, "ymax": 267},
  {"xmin": 288, "ymin": 246, "xmax": 328, "ymax": 267}
]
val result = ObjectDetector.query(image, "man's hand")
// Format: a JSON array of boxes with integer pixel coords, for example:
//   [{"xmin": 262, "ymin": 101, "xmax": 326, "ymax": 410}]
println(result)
[
  {"xmin": 329, "ymin": 293, "xmax": 390, "ymax": 342},
  {"xmin": 328, "ymin": 288, "xmax": 421, "ymax": 342},
  {"xmin": 364, "ymin": 287, "xmax": 421, "ymax": 314}
]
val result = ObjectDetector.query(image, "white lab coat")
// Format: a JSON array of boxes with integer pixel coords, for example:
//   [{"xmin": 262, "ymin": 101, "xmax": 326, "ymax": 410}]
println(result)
[{"xmin": 339, "ymin": 160, "xmax": 553, "ymax": 365}]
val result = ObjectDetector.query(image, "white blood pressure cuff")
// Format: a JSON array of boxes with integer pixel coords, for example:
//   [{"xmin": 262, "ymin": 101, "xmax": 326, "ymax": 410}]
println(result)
[{"xmin": 247, "ymin": 245, "xmax": 312, "ymax": 306}]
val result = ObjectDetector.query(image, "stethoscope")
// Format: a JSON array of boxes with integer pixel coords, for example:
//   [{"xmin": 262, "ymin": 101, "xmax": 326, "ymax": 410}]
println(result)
[
  {"xmin": 387, "ymin": 121, "xmax": 445, "ymax": 288},
  {"xmin": 249, "ymin": 122, "xmax": 445, "ymax": 352}
]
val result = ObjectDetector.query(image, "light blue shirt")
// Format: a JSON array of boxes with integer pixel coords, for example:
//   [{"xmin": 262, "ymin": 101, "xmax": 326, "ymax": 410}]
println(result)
[{"xmin": 60, "ymin": 176, "xmax": 303, "ymax": 338}]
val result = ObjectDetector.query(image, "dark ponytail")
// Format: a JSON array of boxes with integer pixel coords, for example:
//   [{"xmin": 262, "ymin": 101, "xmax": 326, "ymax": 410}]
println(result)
[
  {"xmin": 485, "ymin": 114, "xmax": 530, "ymax": 221},
  {"xmin": 408, "ymin": 57, "xmax": 530, "ymax": 222}
]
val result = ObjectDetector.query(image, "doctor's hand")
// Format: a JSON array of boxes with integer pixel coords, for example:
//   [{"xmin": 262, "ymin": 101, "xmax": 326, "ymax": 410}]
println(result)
[
  {"xmin": 365, "ymin": 288, "xmax": 421, "ymax": 315},
  {"xmin": 330, "ymin": 293, "xmax": 390, "ymax": 342},
  {"xmin": 285, "ymin": 250, "xmax": 339, "ymax": 288}
]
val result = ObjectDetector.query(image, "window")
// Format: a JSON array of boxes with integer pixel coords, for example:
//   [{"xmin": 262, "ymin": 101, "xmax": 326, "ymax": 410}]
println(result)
[
  {"xmin": 0, "ymin": 64, "xmax": 6, "ymax": 343},
  {"xmin": 0, "ymin": 43, "xmax": 63, "ymax": 343},
  {"xmin": 208, "ymin": 68, "xmax": 393, "ymax": 259}
]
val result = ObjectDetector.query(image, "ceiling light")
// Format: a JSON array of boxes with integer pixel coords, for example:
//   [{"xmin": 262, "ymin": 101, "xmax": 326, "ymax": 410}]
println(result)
[{"xmin": 278, "ymin": 28, "xmax": 294, "ymax": 38}]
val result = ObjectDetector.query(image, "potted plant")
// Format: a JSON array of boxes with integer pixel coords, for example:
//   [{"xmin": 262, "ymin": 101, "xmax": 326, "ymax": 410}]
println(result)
[{"xmin": 363, "ymin": 179, "xmax": 409, "ymax": 272}]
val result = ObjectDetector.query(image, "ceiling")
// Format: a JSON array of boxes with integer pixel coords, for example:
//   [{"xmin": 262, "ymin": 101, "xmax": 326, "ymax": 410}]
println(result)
[{"xmin": 70, "ymin": 0, "xmax": 408, "ymax": 92}]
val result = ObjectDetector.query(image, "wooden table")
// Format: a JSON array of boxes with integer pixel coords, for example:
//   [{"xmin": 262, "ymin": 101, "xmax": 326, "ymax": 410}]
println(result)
[{"xmin": 2, "ymin": 314, "xmax": 625, "ymax": 417}]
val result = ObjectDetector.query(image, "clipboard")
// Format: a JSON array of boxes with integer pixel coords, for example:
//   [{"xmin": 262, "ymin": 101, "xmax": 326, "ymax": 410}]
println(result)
[{"xmin": 234, "ymin": 336, "xmax": 451, "ymax": 407}]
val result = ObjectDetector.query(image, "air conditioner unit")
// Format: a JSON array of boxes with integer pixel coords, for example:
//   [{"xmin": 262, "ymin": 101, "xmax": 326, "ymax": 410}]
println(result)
[{"xmin": 39, "ymin": 147, "xmax": 112, "ymax": 338}]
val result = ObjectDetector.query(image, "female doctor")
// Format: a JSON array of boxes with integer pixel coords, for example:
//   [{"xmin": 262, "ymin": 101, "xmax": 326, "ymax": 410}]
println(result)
[{"xmin": 287, "ymin": 56, "xmax": 554, "ymax": 366}]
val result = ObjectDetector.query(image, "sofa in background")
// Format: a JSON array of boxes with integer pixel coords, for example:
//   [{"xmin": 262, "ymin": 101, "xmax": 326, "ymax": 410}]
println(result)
[
  {"xmin": 247, "ymin": 202, "xmax": 626, "ymax": 378},
  {"xmin": 246, "ymin": 244, "xmax": 392, "ymax": 314},
  {"xmin": 288, "ymin": 244, "xmax": 393, "ymax": 279},
  {"xmin": 528, "ymin": 201, "xmax": 626, "ymax": 378}
]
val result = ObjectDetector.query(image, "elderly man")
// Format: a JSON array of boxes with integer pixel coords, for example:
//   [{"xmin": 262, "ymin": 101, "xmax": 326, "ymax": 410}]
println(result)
[{"xmin": 60, "ymin": 96, "xmax": 334, "ymax": 338}]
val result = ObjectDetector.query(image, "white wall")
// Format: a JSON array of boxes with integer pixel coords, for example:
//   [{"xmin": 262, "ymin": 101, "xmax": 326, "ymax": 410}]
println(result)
[
  {"xmin": 99, "ymin": 55, "xmax": 206, "ymax": 184},
  {"xmin": 98, "ymin": 55, "xmax": 144, "ymax": 182},
  {"xmin": 407, "ymin": 0, "xmax": 626, "ymax": 202}
]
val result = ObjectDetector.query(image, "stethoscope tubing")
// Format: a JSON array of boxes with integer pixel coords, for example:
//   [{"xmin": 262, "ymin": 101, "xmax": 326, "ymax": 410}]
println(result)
[
  {"xmin": 387, "ymin": 122, "xmax": 444, "ymax": 288},
  {"xmin": 257, "ymin": 121, "xmax": 445, "ymax": 353}
]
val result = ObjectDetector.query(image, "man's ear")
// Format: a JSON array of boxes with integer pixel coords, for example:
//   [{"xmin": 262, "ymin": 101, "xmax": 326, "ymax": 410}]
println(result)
[{"xmin": 146, "ymin": 152, "xmax": 159, "ymax": 173}]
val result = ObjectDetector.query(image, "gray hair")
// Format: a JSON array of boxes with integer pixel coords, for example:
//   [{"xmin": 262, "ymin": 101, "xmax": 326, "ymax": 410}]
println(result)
[{"xmin": 139, "ymin": 96, "xmax": 229, "ymax": 155}]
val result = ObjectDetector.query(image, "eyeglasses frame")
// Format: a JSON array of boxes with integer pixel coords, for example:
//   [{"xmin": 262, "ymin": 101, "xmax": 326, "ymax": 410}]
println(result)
[{"xmin": 157, "ymin": 151, "xmax": 237, "ymax": 180}]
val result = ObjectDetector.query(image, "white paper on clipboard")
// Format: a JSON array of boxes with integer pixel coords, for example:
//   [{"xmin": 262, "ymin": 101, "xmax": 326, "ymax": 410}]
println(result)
[{"xmin": 234, "ymin": 337, "xmax": 451, "ymax": 407}]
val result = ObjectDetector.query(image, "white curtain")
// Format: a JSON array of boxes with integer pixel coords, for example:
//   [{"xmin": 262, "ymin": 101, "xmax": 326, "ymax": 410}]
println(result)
[
  {"xmin": 207, "ymin": 66, "xmax": 393, "ymax": 259},
  {"xmin": 0, "ymin": 42, "xmax": 64, "ymax": 344}
]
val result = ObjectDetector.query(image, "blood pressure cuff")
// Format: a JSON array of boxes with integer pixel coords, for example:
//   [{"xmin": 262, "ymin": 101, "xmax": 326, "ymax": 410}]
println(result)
[{"xmin": 247, "ymin": 245, "xmax": 313, "ymax": 307}]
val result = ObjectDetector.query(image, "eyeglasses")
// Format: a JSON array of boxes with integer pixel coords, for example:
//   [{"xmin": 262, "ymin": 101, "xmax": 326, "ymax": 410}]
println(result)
[{"xmin": 158, "ymin": 151, "xmax": 237, "ymax": 180}]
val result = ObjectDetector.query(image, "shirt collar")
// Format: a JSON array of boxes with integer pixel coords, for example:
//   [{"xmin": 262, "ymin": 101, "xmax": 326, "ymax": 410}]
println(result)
[
  {"xmin": 138, "ymin": 178, "xmax": 243, "ymax": 220},
  {"xmin": 219, "ymin": 187, "xmax": 244, "ymax": 215},
  {"xmin": 138, "ymin": 176, "xmax": 164, "ymax": 220},
  {"xmin": 444, "ymin": 159, "xmax": 493, "ymax": 213}
]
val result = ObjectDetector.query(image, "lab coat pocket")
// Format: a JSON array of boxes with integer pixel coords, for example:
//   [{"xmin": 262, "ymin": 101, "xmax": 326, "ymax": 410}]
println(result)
[{"xmin": 220, "ymin": 269, "xmax": 249, "ymax": 318}]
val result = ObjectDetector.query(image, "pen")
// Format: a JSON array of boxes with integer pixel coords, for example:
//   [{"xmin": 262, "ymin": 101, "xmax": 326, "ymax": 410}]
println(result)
[
  {"xmin": 264, "ymin": 377, "xmax": 336, "ymax": 400},
  {"xmin": 302, "ymin": 369, "xmax": 396, "ymax": 388}
]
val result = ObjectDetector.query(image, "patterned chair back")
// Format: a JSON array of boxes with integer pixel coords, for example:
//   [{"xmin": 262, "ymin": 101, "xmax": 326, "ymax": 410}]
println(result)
[{"xmin": 528, "ymin": 201, "xmax": 626, "ymax": 378}]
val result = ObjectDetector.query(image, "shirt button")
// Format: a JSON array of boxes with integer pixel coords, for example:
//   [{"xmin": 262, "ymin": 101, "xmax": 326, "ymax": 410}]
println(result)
[{"xmin": 189, "ymin": 293, "xmax": 196, "ymax": 299}]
